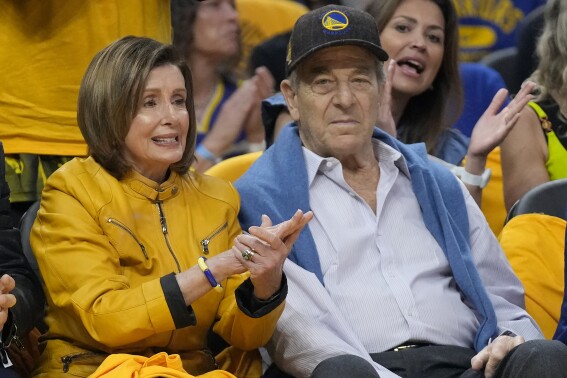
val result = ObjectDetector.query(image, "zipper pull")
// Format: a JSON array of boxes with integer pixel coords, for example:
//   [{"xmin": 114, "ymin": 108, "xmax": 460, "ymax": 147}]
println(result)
[
  {"xmin": 160, "ymin": 215, "xmax": 167, "ymax": 234},
  {"xmin": 157, "ymin": 202, "xmax": 168, "ymax": 234},
  {"xmin": 201, "ymin": 239, "xmax": 210, "ymax": 254},
  {"xmin": 62, "ymin": 356, "xmax": 72, "ymax": 373}
]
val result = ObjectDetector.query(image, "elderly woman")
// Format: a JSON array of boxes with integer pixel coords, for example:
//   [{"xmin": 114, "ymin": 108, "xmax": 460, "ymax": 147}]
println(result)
[{"xmin": 30, "ymin": 36, "xmax": 311, "ymax": 377}]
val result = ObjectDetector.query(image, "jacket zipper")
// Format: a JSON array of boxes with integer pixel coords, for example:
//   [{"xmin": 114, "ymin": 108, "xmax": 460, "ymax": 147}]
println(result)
[
  {"xmin": 11, "ymin": 335, "xmax": 24, "ymax": 350},
  {"xmin": 107, "ymin": 218, "xmax": 148, "ymax": 259},
  {"xmin": 200, "ymin": 222, "xmax": 228, "ymax": 254},
  {"xmin": 61, "ymin": 352, "xmax": 105, "ymax": 373},
  {"xmin": 156, "ymin": 201, "xmax": 182, "ymax": 273}
]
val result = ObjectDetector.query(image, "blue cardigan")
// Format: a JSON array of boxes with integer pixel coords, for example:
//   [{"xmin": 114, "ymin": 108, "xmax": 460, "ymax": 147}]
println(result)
[{"xmin": 235, "ymin": 124, "xmax": 497, "ymax": 351}]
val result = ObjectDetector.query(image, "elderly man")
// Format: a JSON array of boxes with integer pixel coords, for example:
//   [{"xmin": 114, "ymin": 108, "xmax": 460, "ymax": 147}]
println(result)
[{"xmin": 235, "ymin": 4, "xmax": 567, "ymax": 378}]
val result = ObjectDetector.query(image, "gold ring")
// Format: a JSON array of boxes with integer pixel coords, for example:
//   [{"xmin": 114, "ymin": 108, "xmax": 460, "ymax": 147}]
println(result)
[{"xmin": 242, "ymin": 248, "xmax": 255, "ymax": 261}]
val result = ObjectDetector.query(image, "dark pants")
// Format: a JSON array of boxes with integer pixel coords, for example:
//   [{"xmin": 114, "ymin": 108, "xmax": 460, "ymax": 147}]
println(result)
[
  {"xmin": 0, "ymin": 367, "xmax": 22, "ymax": 378},
  {"xmin": 266, "ymin": 340, "xmax": 567, "ymax": 378},
  {"xmin": 369, "ymin": 344, "xmax": 479, "ymax": 378}
]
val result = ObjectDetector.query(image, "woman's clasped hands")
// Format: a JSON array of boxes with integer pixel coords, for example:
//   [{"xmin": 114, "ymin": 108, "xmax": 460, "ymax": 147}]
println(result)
[{"xmin": 233, "ymin": 209, "xmax": 313, "ymax": 300}]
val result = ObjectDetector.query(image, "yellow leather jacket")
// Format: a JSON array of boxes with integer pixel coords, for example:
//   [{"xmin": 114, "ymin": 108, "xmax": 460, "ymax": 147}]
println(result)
[{"xmin": 30, "ymin": 157, "xmax": 284, "ymax": 377}]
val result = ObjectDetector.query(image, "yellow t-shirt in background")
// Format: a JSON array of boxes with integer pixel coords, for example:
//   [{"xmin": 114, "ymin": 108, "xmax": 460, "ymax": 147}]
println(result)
[{"xmin": 0, "ymin": 0, "xmax": 171, "ymax": 156}]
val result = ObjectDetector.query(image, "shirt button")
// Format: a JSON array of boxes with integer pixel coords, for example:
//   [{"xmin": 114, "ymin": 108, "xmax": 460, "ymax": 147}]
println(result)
[
  {"xmin": 171, "ymin": 186, "xmax": 178, "ymax": 194},
  {"xmin": 326, "ymin": 161, "xmax": 334, "ymax": 168}
]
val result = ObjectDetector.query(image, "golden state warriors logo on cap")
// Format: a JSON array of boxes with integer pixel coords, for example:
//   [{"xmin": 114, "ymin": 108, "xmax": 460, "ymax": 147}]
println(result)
[{"xmin": 322, "ymin": 10, "xmax": 349, "ymax": 31}]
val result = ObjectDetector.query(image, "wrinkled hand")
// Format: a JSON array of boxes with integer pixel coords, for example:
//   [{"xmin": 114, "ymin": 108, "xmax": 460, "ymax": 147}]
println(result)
[
  {"xmin": 471, "ymin": 335, "xmax": 524, "ymax": 377},
  {"xmin": 0, "ymin": 274, "xmax": 17, "ymax": 331},
  {"xmin": 378, "ymin": 60, "xmax": 397, "ymax": 137},
  {"xmin": 468, "ymin": 81, "xmax": 536, "ymax": 159},
  {"xmin": 256, "ymin": 209, "xmax": 313, "ymax": 249},
  {"xmin": 232, "ymin": 210, "xmax": 313, "ymax": 299}
]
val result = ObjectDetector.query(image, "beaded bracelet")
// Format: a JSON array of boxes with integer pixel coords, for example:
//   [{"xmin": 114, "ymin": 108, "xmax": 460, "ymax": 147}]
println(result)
[{"xmin": 197, "ymin": 256, "xmax": 222, "ymax": 292}]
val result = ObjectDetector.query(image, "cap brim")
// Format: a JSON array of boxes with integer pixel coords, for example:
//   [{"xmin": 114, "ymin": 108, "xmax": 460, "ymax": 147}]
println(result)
[{"xmin": 287, "ymin": 39, "xmax": 389, "ymax": 74}]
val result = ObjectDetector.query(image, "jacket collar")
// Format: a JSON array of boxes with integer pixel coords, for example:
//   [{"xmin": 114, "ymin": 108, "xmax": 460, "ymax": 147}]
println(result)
[{"xmin": 123, "ymin": 169, "xmax": 180, "ymax": 201}]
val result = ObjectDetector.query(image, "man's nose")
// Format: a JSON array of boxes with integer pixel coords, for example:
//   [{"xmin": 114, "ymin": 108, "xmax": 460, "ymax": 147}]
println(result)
[{"xmin": 333, "ymin": 81, "xmax": 355, "ymax": 108}]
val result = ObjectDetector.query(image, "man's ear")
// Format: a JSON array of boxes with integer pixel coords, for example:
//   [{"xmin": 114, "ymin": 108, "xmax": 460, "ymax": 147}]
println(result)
[{"xmin": 280, "ymin": 79, "xmax": 300, "ymax": 121}]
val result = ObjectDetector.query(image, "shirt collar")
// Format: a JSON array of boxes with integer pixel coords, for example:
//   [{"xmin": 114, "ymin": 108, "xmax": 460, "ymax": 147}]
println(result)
[
  {"xmin": 372, "ymin": 139, "xmax": 411, "ymax": 178},
  {"xmin": 303, "ymin": 138, "xmax": 411, "ymax": 187}
]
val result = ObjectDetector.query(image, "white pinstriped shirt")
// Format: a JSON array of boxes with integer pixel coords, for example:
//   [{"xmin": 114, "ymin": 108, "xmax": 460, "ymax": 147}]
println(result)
[{"xmin": 263, "ymin": 139, "xmax": 542, "ymax": 377}]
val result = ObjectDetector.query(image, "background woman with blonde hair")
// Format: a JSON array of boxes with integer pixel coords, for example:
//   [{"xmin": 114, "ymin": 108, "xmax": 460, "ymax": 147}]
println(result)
[{"xmin": 501, "ymin": 0, "xmax": 567, "ymax": 211}]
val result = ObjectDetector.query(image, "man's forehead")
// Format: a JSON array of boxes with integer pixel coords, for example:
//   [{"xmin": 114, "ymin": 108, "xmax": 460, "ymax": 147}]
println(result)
[{"xmin": 299, "ymin": 46, "xmax": 377, "ymax": 73}]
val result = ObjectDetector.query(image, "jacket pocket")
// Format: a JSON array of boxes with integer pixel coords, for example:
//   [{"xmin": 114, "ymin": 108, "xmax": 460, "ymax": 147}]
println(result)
[{"xmin": 107, "ymin": 217, "xmax": 148, "ymax": 260}]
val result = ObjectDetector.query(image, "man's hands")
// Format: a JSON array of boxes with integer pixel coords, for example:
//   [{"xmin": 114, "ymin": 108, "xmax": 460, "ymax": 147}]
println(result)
[
  {"xmin": 254, "ymin": 209, "xmax": 313, "ymax": 250},
  {"xmin": 471, "ymin": 334, "xmax": 525, "ymax": 377},
  {"xmin": 0, "ymin": 274, "xmax": 17, "ymax": 331}
]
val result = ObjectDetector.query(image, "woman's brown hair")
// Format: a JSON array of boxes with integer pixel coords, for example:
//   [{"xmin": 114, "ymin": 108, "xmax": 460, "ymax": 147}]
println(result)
[
  {"xmin": 77, "ymin": 36, "xmax": 197, "ymax": 179},
  {"xmin": 367, "ymin": 0, "xmax": 463, "ymax": 155}
]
